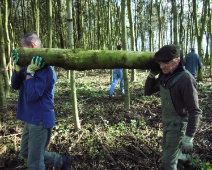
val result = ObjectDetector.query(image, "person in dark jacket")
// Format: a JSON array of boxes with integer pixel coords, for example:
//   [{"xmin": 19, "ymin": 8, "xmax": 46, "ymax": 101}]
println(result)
[
  {"xmin": 108, "ymin": 44, "xmax": 124, "ymax": 98},
  {"xmin": 144, "ymin": 44, "xmax": 202, "ymax": 170},
  {"xmin": 11, "ymin": 33, "xmax": 72, "ymax": 170},
  {"xmin": 184, "ymin": 48, "xmax": 202, "ymax": 77}
]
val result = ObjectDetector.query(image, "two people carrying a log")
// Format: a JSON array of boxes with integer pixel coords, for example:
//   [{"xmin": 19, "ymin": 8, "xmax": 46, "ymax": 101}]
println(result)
[{"xmin": 11, "ymin": 33, "xmax": 201, "ymax": 170}]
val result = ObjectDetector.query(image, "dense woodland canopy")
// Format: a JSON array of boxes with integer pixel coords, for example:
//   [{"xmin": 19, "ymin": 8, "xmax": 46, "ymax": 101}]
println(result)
[
  {"xmin": 0, "ymin": 0, "xmax": 212, "ymax": 169},
  {"xmin": 0, "ymin": 0, "xmax": 211, "ymax": 102},
  {"xmin": 1, "ymin": 0, "xmax": 211, "ymax": 51}
]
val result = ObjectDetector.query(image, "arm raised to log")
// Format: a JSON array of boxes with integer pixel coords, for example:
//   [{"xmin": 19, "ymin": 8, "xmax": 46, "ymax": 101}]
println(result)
[{"xmin": 16, "ymin": 48, "xmax": 160, "ymax": 71}]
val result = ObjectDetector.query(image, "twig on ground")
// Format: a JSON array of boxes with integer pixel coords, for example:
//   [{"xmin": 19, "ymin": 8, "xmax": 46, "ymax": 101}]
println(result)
[
  {"xmin": 131, "ymin": 145, "xmax": 149, "ymax": 159},
  {"xmin": 120, "ymin": 148, "xmax": 152, "ymax": 169},
  {"xmin": 0, "ymin": 132, "xmax": 22, "ymax": 138},
  {"xmin": 69, "ymin": 130, "xmax": 84, "ymax": 150},
  {"xmin": 95, "ymin": 127, "xmax": 122, "ymax": 170},
  {"xmin": 199, "ymin": 125, "xmax": 212, "ymax": 132},
  {"xmin": 0, "ymin": 144, "xmax": 7, "ymax": 155}
]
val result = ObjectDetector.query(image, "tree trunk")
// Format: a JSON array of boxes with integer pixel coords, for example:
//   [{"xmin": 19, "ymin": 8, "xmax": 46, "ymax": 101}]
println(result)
[
  {"xmin": 31, "ymin": 0, "xmax": 39, "ymax": 36},
  {"xmin": 121, "ymin": 0, "xmax": 130, "ymax": 110},
  {"xmin": 66, "ymin": 0, "xmax": 81, "ymax": 131},
  {"xmin": 209, "ymin": 6, "xmax": 212, "ymax": 76},
  {"xmin": 47, "ymin": 0, "xmax": 53, "ymax": 48},
  {"xmin": 16, "ymin": 48, "xmax": 159, "ymax": 70},
  {"xmin": 0, "ymin": 7, "xmax": 7, "ymax": 111},
  {"xmin": 3, "ymin": 0, "xmax": 10, "ymax": 97},
  {"xmin": 148, "ymin": 0, "xmax": 153, "ymax": 51},
  {"xmin": 210, "ymin": 33, "xmax": 212, "ymax": 76},
  {"xmin": 155, "ymin": 0, "xmax": 162, "ymax": 48},
  {"xmin": 179, "ymin": 0, "xmax": 184, "ymax": 56},
  {"xmin": 127, "ymin": 0, "xmax": 136, "ymax": 82},
  {"xmin": 193, "ymin": 0, "xmax": 209, "ymax": 81},
  {"xmin": 171, "ymin": 0, "xmax": 178, "ymax": 44}
]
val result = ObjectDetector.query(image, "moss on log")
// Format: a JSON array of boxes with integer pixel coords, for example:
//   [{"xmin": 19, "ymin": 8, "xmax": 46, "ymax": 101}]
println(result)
[{"xmin": 16, "ymin": 48, "xmax": 160, "ymax": 71}]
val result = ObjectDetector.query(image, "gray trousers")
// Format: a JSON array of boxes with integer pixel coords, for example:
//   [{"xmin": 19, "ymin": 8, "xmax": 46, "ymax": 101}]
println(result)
[
  {"xmin": 20, "ymin": 123, "xmax": 62, "ymax": 170},
  {"xmin": 162, "ymin": 121, "xmax": 187, "ymax": 170}
]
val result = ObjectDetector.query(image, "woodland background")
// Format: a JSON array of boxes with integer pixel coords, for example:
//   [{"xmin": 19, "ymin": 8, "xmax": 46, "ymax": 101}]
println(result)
[{"xmin": 0, "ymin": 0, "xmax": 212, "ymax": 169}]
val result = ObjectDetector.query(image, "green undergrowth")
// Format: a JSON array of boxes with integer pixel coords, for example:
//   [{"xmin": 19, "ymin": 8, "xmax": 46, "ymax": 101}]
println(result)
[{"xmin": 1, "ymin": 69, "xmax": 212, "ymax": 169}]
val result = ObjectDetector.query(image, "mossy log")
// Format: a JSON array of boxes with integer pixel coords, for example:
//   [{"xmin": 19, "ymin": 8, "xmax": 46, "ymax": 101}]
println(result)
[{"xmin": 16, "ymin": 48, "xmax": 160, "ymax": 71}]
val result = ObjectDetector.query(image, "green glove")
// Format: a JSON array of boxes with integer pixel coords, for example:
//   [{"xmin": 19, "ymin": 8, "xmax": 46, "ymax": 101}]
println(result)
[
  {"xmin": 27, "ymin": 56, "xmax": 45, "ymax": 74},
  {"xmin": 148, "ymin": 70, "xmax": 161, "ymax": 78},
  {"xmin": 11, "ymin": 49, "xmax": 22, "ymax": 72},
  {"xmin": 181, "ymin": 136, "xmax": 193, "ymax": 154}
]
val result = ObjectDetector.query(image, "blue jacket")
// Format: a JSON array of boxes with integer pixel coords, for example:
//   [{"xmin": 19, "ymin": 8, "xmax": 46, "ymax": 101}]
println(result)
[
  {"xmin": 184, "ymin": 51, "xmax": 202, "ymax": 77},
  {"xmin": 11, "ymin": 66, "xmax": 57, "ymax": 128}
]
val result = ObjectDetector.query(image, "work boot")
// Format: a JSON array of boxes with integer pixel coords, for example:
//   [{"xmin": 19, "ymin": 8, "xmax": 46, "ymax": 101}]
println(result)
[
  {"xmin": 60, "ymin": 155, "xmax": 73, "ymax": 170},
  {"xmin": 182, "ymin": 160, "xmax": 197, "ymax": 170},
  {"xmin": 178, "ymin": 159, "xmax": 197, "ymax": 170},
  {"xmin": 178, "ymin": 153, "xmax": 196, "ymax": 170}
]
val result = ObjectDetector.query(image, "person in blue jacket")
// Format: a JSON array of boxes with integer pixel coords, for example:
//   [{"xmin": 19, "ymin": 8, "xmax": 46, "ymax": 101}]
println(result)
[
  {"xmin": 108, "ymin": 44, "xmax": 124, "ymax": 98},
  {"xmin": 11, "ymin": 32, "xmax": 72, "ymax": 170},
  {"xmin": 184, "ymin": 48, "xmax": 202, "ymax": 77}
]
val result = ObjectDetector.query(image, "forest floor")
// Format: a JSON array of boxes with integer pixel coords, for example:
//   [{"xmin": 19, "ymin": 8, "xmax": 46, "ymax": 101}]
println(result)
[{"xmin": 0, "ymin": 68, "xmax": 211, "ymax": 170}]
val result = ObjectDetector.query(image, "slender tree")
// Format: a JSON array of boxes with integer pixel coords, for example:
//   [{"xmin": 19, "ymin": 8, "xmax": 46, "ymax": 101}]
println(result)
[
  {"xmin": 107, "ymin": 0, "xmax": 113, "ymax": 81},
  {"xmin": 137, "ymin": 1, "xmax": 145, "ymax": 51},
  {"xmin": 155, "ymin": 0, "xmax": 162, "ymax": 48},
  {"xmin": 148, "ymin": 0, "xmax": 153, "ymax": 51},
  {"xmin": 171, "ymin": 0, "xmax": 178, "ymax": 44},
  {"xmin": 20, "ymin": 0, "xmax": 27, "ymax": 34},
  {"xmin": 66, "ymin": 0, "xmax": 81, "ymax": 130},
  {"xmin": 0, "ymin": 6, "xmax": 7, "ymax": 112},
  {"xmin": 209, "ymin": 6, "xmax": 212, "ymax": 76},
  {"xmin": 127, "ymin": 0, "xmax": 136, "ymax": 82},
  {"xmin": 55, "ymin": 0, "xmax": 66, "ymax": 48},
  {"xmin": 121, "ymin": 0, "xmax": 130, "ymax": 109},
  {"xmin": 193, "ymin": 0, "xmax": 209, "ymax": 80},
  {"xmin": 31, "ymin": 0, "xmax": 39, "ymax": 36},
  {"xmin": 204, "ymin": 1, "xmax": 211, "ymax": 65},
  {"xmin": 2, "ymin": 0, "xmax": 10, "ymax": 96},
  {"xmin": 179, "ymin": 0, "xmax": 185, "ymax": 57},
  {"xmin": 47, "ymin": 0, "xmax": 53, "ymax": 48}
]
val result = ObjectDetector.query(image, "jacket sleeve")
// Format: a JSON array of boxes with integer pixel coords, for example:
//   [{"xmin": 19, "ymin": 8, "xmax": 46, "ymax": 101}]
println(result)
[
  {"xmin": 198, "ymin": 56, "xmax": 202, "ymax": 70},
  {"xmin": 182, "ymin": 75, "xmax": 202, "ymax": 137},
  {"xmin": 11, "ymin": 70, "xmax": 25, "ymax": 90},
  {"xmin": 23, "ymin": 68, "xmax": 49, "ymax": 102},
  {"xmin": 144, "ymin": 74, "xmax": 161, "ymax": 96}
]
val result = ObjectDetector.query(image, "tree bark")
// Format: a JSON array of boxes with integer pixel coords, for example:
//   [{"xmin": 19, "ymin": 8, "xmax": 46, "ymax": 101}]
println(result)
[
  {"xmin": 0, "ymin": 6, "xmax": 7, "ymax": 111},
  {"xmin": 3, "ymin": 0, "xmax": 10, "ymax": 97},
  {"xmin": 127, "ymin": 0, "xmax": 136, "ymax": 82},
  {"xmin": 171, "ymin": 0, "xmax": 178, "ymax": 44},
  {"xmin": 47, "ymin": 0, "xmax": 53, "ymax": 48},
  {"xmin": 16, "ymin": 48, "xmax": 159, "ymax": 71},
  {"xmin": 66, "ymin": 0, "xmax": 81, "ymax": 131}
]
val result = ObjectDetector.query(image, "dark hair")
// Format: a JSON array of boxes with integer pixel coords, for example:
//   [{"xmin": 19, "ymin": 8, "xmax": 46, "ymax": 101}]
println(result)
[
  {"xmin": 117, "ymin": 44, "xmax": 122, "ymax": 50},
  {"xmin": 191, "ymin": 48, "xmax": 195, "ymax": 52}
]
